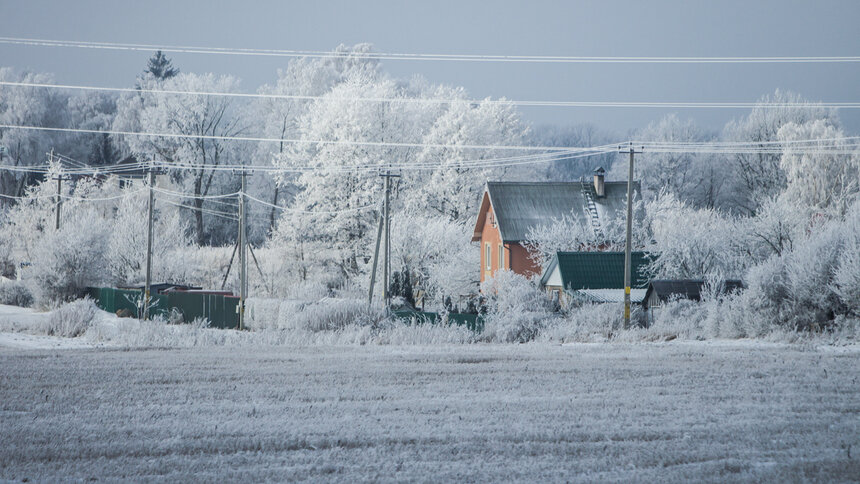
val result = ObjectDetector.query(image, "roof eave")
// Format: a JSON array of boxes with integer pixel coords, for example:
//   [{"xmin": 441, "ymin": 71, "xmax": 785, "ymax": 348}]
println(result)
[{"xmin": 539, "ymin": 254, "xmax": 559, "ymax": 286}]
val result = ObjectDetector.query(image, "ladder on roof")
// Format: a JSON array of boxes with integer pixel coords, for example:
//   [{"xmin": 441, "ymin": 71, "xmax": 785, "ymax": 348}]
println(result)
[{"xmin": 580, "ymin": 177, "xmax": 603, "ymax": 239}]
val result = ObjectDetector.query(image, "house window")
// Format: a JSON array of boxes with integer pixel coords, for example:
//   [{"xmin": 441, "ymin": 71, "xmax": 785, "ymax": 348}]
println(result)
[
  {"xmin": 485, "ymin": 243, "xmax": 491, "ymax": 271},
  {"xmin": 498, "ymin": 244, "xmax": 504, "ymax": 269}
]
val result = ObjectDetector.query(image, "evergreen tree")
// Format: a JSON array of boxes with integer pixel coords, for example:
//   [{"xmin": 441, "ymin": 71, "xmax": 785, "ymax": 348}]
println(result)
[
  {"xmin": 144, "ymin": 51, "xmax": 179, "ymax": 80},
  {"xmin": 88, "ymin": 133, "xmax": 116, "ymax": 166}
]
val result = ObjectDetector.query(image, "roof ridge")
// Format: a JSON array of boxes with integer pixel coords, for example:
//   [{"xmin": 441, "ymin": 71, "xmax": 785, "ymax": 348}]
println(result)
[{"xmin": 486, "ymin": 180, "xmax": 632, "ymax": 185}]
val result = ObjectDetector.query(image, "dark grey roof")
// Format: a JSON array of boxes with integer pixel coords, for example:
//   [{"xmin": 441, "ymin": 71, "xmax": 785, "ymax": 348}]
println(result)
[
  {"xmin": 643, "ymin": 279, "xmax": 744, "ymax": 308},
  {"xmin": 482, "ymin": 181, "xmax": 638, "ymax": 243}
]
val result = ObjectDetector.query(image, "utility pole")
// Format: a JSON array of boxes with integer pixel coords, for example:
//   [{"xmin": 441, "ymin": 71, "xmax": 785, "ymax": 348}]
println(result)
[
  {"xmin": 237, "ymin": 169, "xmax": 249, "ymax": 330},
  {"xmin": 367, "ymin": 207, "xmax": 384, "ymax": 305},
  {"xmin": 369, "ymin": 168, "xmax": 400, "ymax": 309},
  {"xmin": 619, "ymin": 143, "xmax": 643, "ymax": 329},
  {"xmin": 143, "ymin": 165, "xmax": 156, "ymax": 320},
  {"xmin": 49, "ymin": 150, "xmax": 70, "ymax": 231}
]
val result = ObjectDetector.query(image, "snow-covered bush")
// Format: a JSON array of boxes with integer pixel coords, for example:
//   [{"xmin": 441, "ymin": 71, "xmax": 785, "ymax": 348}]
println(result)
[
  {"xmin": 0, "ymin": 278, "xmax": 33, "ymax": 307},
  {"xmin": 727, "ymin": 201, "xmax": 860, "ymax": 334},
  {"xmin": 537, "ymin": 303, "xmax": 623, "ymax": 342},
  {"xmin": 480, "ymin": 271, "xmax": 557, "ymax": 343},
  {"xmin": 26, "ymin": 209, "xmax": 109, "ymax": 307},
  {"xmin": 290, "ymin": 298, "xmax": 386, "ymax": 332},
  {"xmin": 45, "ymin": 298, "xmax": 100, "ymax": 337},
  {"xmin": 833, "ymin": 208, "xmax": 860, "ymax": 314},
  {"xmin": 246, "ymin": 297, "xmax": 385, "ymax": 332}
]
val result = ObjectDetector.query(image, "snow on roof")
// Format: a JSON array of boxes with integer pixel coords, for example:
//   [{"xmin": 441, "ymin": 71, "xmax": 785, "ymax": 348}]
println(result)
[
  {"xmin": 573, "ymin": 288, "xmax": 648, "ymax": 304},
  {"xmin": 473, "ymin": 180, "xmax": 637, "ymax": 243}
]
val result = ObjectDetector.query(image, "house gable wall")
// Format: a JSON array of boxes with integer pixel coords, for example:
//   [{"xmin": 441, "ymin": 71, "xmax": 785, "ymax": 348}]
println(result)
[{"xmin": 478, "ymin": 203, "xmax": 541, "ymax": 284}]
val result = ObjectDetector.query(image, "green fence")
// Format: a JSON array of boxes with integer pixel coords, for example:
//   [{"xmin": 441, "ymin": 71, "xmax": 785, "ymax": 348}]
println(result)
[
  {"xmin": 87, "ymin": 287, "xmax": 239, "ymax": 329},
  {"xmin": 393, "ymin": 309, "xmax": 484, "ymax": 332}
]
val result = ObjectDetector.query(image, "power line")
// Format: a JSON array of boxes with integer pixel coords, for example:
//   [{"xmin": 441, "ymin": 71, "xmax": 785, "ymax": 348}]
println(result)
[
  {"xmin": 243, "ymin": 191, "xmax": 379, "ymax": 214},
  {"xmin": 0, "ymin": 123, "xmax": 597, "ymax": 152},
  {"xmin": 4, "ymin": 80, "xmax": 859, "ymax": 110},
  {"xmin": 0, "ymin": 148, "xmax": 615, "ymax": 177},
  {"xmin": 2, "ymin": 37, "xmax": 859, "ymax": 64}
]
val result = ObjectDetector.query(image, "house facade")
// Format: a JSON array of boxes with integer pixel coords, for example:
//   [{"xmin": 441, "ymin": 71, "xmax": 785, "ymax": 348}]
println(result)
[{"xmin": 471, "ymin": 170, "xmax": 639, "ymax": 284}]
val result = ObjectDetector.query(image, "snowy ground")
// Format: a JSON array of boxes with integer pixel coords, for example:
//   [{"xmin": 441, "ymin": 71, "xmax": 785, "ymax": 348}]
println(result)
[{"xmin": 1, "ymin": 340, "xmax": 859, "ymax": 482}]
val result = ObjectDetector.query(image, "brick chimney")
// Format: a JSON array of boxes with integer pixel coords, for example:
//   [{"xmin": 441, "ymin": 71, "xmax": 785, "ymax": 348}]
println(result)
[{"xmin": 593, "ymin": 167, "xmax": 606, "ymax": 197}]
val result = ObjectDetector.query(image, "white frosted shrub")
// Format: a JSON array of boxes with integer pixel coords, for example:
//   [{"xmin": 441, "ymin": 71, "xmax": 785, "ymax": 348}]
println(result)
[
  {"xmin": 292, "ymin": 298, "xmax": 386, "ymax": 332},
  {"xmin": 480, "ymin": 271, "xmax": 556, "ymax": 343},
  {"xmin": 26, "ymin": 209, "xmax": 109, "ymax": 307},
  {"xmin": 248, "ymin": 297, "xmax": 386, "ymax": 332},
  {"xmin": 45, "ymin": 298, "xmax": 100, "ymax": 337},
  {"xmin": 648, "ymin": 299, "xmax": 706, "ymax": 338},
  {"xmin": 538, "ymin": 303, "xmax": 622, "ymax": 343},
  {"xmin": 833, "ymin": 209, "xmax": 860, "ymax": 314},
  {"xmin": 0, "ymin": 278, "xmax": 33, "ymax": 307}
]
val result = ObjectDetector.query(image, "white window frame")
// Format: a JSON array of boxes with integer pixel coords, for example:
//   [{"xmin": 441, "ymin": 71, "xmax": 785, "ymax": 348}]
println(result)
[
  {"xmin": 498, "ymin": 243, "xmax": 504, "ymax": 270},
  {"xmin": 485, "ymin": 243, "xmax": 491, "ymax": 271}
]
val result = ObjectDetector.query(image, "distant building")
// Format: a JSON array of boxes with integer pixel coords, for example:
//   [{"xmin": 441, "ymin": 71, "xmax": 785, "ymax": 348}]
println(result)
[
  {"xmin": 539, "ymin": 251, "xmax": 652, "ymax": 307},
  {"xmin": 471, "ymin": 169, "xmax": 639, "ymax": 284}
]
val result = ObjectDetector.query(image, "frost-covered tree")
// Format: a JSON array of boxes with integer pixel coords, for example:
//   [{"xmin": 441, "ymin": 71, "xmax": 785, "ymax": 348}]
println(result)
[
  {"xmin": 531, "ymin": 123, "xmax": 617, "ymax": 181},
  {"xmin": 409, "ymin": 92, "xmax": 529, "ymax": 221},
  {"xmin": 114, "ymin": 73, "xmax": 248, "ymax": 245},
  {"xmin": 524, "ymin": 194, "xmax": 650, "ymax": 268},
  {"xmin": 733, "ymin": 201, "xmax": 860, "ymax": 331},
  {"xmin": 777, "ymin": 119, "xmax": 859, "ymax": 216},
  {"xmin": 721, "ymin": 90, "xmax": 837, "ymax": 214},
  {"xmin": 106, "ymin": 183, "xmax": 190, "ymax": 285},
  {"xmin": 252, "ymin": 44, "xmax": 380, "ymax": 236},
  {"xmin": 277, "ymin": 72, "xmax": 430, "ymax": 279},
  {"xmin": 647, "ymin": 194, "xmax": 746, "ymax": 279},
  {"xmin": 388, "ymin": 212, "xmax": 478, "ymax": 308},
  {"xmin": 607, "ymin": 114, "xmax": 722, "ymax": 207},
  {"xmin": 741, "ymin": 195, "xmax": 810, "ymax": 259},
  {"xmin": 0, "ymin": 68, "xmax": 68, "ymax": 200},
  {"xmin": 64, "ymin": 91, "xmax": 118, "ymax": 165}
]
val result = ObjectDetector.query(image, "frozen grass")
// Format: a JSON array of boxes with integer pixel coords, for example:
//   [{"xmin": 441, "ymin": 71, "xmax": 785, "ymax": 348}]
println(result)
[{"xmin": 1, "ymin": 343, "xmax": 858, "ymax": 482}]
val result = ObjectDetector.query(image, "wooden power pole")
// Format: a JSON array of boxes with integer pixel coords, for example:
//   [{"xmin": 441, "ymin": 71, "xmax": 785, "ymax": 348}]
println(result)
[
  {"xmin": 620, "ymin": 143, "xmax": 642, "ymax": 329},
  {"xmin": 144, "ymin": 166, "xmax": 156, "ymax": 320},
  {"xmin": 368, "ymin": 168, "xmax": 400, "ymax": 309}
]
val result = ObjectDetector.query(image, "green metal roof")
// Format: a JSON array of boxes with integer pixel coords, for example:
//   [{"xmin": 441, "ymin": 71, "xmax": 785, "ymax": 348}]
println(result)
[{"xmin": 540, "ymin": 251, "xmax": 653, "ymax": 290}]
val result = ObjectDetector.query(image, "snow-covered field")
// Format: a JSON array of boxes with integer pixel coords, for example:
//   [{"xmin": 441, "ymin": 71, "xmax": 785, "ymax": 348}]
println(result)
[{"xmin": 1, "ymin": 339, "xmax": 858, "ymax": 482}]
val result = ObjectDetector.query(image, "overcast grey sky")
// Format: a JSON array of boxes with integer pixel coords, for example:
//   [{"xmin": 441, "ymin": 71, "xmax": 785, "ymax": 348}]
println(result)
[{"xmin": 1, "ymin": 0, "xmax": 859, "ymax": 134}]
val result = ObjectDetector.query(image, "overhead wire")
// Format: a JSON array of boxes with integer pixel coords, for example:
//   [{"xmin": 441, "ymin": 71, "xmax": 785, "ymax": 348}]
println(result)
[
  {"xmin": 3, "ymin": 80, "xmax": 859, "ymax": 110},
  {"xmin": 0, "ymin": 124, "xmax": 599, "ymax": 152},
  {"xmin": 2, "ymin": 37, "xmax": 859, "ymax": 64}
]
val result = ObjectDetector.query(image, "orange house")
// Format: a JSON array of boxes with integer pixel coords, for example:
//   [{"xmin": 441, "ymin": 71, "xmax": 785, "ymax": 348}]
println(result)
[{"xmin": 471, "ymin": 171, "xmax": 638, "ymax": 284}]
